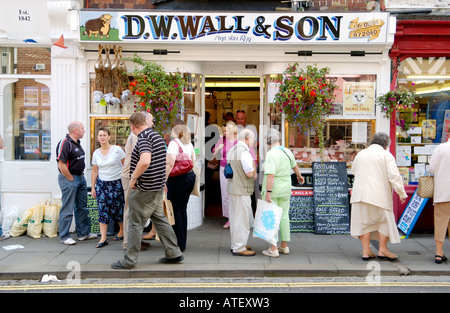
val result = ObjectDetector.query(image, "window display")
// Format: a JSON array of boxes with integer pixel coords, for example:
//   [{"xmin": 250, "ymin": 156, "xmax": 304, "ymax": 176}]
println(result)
[
  {"xmin": 3, "ymin": 79, "xmax": 51, "ymax": 161},
  {"xmin": 396, "ymin": 57, "xmax": 450, "ymax": 185},
  {"xmin": 267, "ymin": 73, "xmax": 377, "ymax": 167}
]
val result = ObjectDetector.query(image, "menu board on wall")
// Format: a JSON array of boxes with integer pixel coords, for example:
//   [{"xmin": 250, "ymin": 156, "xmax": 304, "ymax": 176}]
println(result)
[
  {"xmin": 289, "ymin": 189, "xmax": 315, "ymax": 233},
  {"xmin": 312, "ymin": 162, "xmax": 350, "ymax": 235}
]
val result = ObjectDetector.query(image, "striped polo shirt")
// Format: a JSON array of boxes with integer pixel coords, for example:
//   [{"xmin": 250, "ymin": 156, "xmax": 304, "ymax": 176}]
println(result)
[{"xmin": 130, "ymin": 127, "xmax": 166, "ymax": 191}]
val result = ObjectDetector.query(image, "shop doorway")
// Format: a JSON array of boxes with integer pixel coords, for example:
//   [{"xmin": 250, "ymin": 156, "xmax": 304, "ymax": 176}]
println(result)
[{"xmin": 203, "ymin": 75, "xmax": 261, "ymax": 217}]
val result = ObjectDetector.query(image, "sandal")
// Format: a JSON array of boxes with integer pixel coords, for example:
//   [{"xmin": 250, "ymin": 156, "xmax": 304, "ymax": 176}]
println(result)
[
  {"xmin": 435, "ymin": 255, "xmax": 448, "ymax": 264},
  {"xmin": 96, "ymin": 239, "xmax": 109, "ymax": 248},
  {"xmin": 361, "ymin": 252, "xmax": 376, "ymax": 261},
  {"xmin": 113, "ymin": 235, "xmax": 124, "ymax": 241},
  {"xmin": 377, "ymin": 251, "xmax": 397, "ymax": 261}
]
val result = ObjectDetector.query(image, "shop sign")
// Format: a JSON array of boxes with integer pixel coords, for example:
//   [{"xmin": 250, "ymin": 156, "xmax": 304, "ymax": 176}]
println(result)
[{"xmin": 79, "ymin": 11, "xmax": 389, "ymax": 44}]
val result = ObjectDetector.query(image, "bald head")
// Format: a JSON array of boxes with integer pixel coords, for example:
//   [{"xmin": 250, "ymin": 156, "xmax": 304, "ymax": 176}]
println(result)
[{"xmin": 68, "ymin": 121, "xmax": 85, "ymax": 141}]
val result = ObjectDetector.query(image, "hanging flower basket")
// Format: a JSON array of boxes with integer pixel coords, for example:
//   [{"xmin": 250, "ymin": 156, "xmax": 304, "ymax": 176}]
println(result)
[
  {"xmin": 272, "ymin": 63, "xmax": 337, "ymax": 150},
  {"xmin": 375, "ymin": 84, "xmax": 418, "ymax": 131},
  {"xmin": 126, "ymin": 54, "xmax": 185, "ymax": 135}
]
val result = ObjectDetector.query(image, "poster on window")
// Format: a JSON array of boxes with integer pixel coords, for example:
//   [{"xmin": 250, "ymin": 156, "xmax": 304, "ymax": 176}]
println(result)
[
  {"xmin": 24, "ymin": 134, "xmax": 39, "ymax": 154},
  {"xmin": 343, "ymin": 82, "xmax": 375, "ymax": 117},
  {"xmin": 42, "ymin": 136, "xmax": 51, "ymax": 154},
  {"xmin": 23, "ymin": 110, "xmax": 39, "ymax": 130},
  {"xmin": 24, "ymin": 87, "xmax": 39, "ymax": 107},
  {"xmin": 41, "ymin": 87, "xmax": 50, "ymax": 107}
]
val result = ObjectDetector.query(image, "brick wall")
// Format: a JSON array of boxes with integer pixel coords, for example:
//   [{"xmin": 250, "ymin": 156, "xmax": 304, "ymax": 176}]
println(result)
[
  {"xmin": 16, "ymin": 47, "xmax": 51, "ymax": 75},
  {"xmin": 86, "ymin": 0, "xmax": 156, "ymax": 10}
]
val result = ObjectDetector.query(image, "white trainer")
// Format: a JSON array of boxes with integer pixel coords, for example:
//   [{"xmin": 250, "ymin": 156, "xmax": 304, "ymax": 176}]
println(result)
[
  {"xmin": 278, "ymin": 246, "xmax": 290, "ymax": 255},
  {"xmin": 262, "ymin": 248, "xmax": 279, "ymax": 258},
  {"xmin": 78, "ymin": 233, "xmax": 98, "ymax": 241},
  {"xmin": 61, "ymin": 238, "xmax": 76, "ymax": 245}
]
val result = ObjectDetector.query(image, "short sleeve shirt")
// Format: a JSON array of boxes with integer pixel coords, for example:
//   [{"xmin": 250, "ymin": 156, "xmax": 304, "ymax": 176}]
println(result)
[
  {"xmin": 167, "ymin": 138, "xmax": 195, "ymax": 160},
  {"xmin": 56, "ymin": 134, "xmax": 85, "ymax": 175},
  {"xmin": 92, "ymin": 145, "xmax": 125, "ymax": 181},
  {"xmin": 262, "ymin": 147, "xmax": 296, "ymax": 197},
  {"xmin": 130, "ymin": 128, "xmax": 167, "ymax": 191}
]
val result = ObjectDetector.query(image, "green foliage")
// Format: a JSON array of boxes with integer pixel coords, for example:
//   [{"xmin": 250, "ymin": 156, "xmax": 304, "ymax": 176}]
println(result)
[
  {"xmin": 127, "ymin": 54, "xmax": 184, "ymax": 135},
  {"xmin": 272, "ymin": 63, "xmax": 337, "ymax": 149},
  {"xmin": 375, "ymin": 84, "xmax": 418, "ymax": 131}
]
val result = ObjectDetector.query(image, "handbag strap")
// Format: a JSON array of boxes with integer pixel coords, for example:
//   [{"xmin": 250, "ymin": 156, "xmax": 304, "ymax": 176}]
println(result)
[{"xmin": 173, "ymin": 139, "xmax": 184, "ymax": 154}]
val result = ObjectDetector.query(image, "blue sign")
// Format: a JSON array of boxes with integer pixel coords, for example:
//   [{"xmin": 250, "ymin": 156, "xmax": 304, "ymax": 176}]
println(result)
[{"xmin": 397, "ymin": 190, "xmax": 428, "ymax": 239}]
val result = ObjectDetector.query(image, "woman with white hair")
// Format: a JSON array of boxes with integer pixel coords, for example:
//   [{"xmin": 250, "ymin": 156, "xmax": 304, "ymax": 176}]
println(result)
[
  {"xmin": 261, "ymin": 128, "xmax": 304, "ymax": 257},
  {"xmin": 350, "ymin": 132, "xmax": 407, "ymax": 261}
]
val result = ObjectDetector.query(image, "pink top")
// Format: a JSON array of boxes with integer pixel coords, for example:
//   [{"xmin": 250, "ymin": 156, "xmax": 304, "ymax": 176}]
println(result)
[{"xmin": 213, "ymin": 136, "xmax": 256, "ymax": 167}]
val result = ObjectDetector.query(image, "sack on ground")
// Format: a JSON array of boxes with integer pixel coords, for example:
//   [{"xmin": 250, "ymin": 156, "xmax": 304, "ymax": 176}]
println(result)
[
  {"xmin": 253, "ymin": 199, "xmax": 282, "ymax": 246},
  {"xmin": 43, "ymin": 203, "xmax": 61, "ymax": 238},
  {"xmin": 10, "ymin": 208, "xmax": 33, "ymax": 237},
  {"xmin": 27, "ymin": 204, "xmax": 45, "ymax": 239},
  {"xmin": 163, "ymin": 196, "xmax": 175, "ymax": 225},
  {"xmin": 417, "ymin": 173, "xmax": 434, "ymax": 198}
]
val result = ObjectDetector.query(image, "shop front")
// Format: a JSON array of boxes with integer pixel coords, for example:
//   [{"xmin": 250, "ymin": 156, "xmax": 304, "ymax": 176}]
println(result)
[
  {"xmin": 389, "ymin": 19, "xmax": 450, "ymax": 232},
  {"xmin": 2, "ymin": 9, "xmax": 396, "ymax": 232}
]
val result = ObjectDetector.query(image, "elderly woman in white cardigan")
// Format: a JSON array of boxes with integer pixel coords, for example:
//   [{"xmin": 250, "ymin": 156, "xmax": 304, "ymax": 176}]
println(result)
[
  {"xmin": 429, "ymin": 126, "xmax": 450, "ymax": 264},
  {"xmin": 350, "ymin": 132, "xmax": 407, "ymax": 262}
]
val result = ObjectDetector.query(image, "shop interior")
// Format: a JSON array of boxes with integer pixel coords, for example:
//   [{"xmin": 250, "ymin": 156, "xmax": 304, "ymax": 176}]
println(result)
[{"xmin": 203, "ymin": 75, "xmax": 260, "ymax": 216}]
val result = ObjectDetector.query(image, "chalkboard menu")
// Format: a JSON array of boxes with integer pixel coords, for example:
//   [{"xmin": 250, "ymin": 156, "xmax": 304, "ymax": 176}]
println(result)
[
  {"xmin": 289, "ymin": 189, "xmax": 314, "ymax": 233},
  {"xmin": 312, "ymin": 162, "xmax": 350, "ymax": 235}
]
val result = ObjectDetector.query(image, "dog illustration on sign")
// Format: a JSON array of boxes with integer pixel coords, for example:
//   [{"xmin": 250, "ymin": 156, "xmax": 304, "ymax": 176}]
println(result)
[{"xmin": 83, "ymin": 14, "xmax": 113, "ymax": 38}]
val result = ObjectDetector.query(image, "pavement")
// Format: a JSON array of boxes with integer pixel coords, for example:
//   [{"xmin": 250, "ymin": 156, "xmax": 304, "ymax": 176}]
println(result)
[{"xmin": 0, "ymin": 216, "xmax": 449, "ymax": 281}]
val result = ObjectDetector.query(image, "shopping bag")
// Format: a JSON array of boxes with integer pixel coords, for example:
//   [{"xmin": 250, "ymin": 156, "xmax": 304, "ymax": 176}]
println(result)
[
  {"xmin": 163, "ymin": 195, "xmax": 175, "ymax": 225},
  {"xmin": 191, "ymin": 165, "xmax": 201, "ymax": 197},
  {"xmin": 43, "ymin": 203, "xmax": 61, "ymax": 238},
  {"xmin": 417, "ymin": 172, "xmax": 434, "ymax": 198},
  {"xmin": 10, "ymin": 208, "xmax": 33, "ymax": 237},
  {"xmin": 27, "ymin": 204, "xmax": 45, "ymax": 239},
  {"xmin": 253, "ymin": 199, "xmax": 282, "ymax": 246}
]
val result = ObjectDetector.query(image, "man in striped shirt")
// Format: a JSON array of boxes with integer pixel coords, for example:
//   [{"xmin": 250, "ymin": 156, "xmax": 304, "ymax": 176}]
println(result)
[{"xmin": 112, "ymin": 113, "xmax": 183, "ymax": 269}]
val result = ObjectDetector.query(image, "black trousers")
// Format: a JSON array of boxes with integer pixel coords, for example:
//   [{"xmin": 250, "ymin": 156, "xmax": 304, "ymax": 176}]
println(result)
[{"xmin": 167, "ymin": 171, "xmax": 196, "ymax": 251}]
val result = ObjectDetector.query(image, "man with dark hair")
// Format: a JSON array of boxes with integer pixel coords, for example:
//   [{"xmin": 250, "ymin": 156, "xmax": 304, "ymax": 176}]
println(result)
[
  {"xmin": 57, "ymin": 121, "xmax": 97, "ymax": 245},
  {"xmin": 112, "ymin": 112, "xmax": 183, "ymax": 269}
]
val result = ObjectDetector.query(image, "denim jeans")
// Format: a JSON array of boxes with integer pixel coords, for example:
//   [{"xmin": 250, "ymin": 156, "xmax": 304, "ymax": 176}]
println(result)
[{"xmin": 58, "ymin": 174, "xmax": 91, "ymax": 241}]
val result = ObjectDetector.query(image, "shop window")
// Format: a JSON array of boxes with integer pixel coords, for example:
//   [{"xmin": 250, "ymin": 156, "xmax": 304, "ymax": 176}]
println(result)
[
  {"xmin": 265, "ymin": 73, "xmax": 377, "ymax": 167},
  {"xmin": 396, "ymin": 57, "xmax": 450, "ymax": 185},
  {"xmin": 3, "ymin": 79, "xmax": 51, "ymax": 161}
]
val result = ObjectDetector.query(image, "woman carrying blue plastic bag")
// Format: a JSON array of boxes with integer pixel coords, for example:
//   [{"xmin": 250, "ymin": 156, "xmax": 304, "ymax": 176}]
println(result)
[{"xmin": 260, "ymin": 129, "xmax": 304, "ymax": 257}]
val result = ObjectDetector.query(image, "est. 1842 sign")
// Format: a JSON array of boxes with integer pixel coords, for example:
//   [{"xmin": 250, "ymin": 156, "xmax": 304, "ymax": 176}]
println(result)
[{"xmin": 79, "ymin": 11, "xmax": 389, "ymax": 44}]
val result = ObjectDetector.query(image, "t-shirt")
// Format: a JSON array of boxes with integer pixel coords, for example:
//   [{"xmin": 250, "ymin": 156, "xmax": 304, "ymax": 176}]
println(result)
[
  {"xmin": 92, "ymin": 145, "xmax": 126, "ymax": 181},
  {"xmin": 130, "ymin": 128, "xmax": 166, "ymax": 191},
  {"xmin": 262, "ymin": 147, "xmax": 296, "ymax": 197},
  {"xmin": 167, "ymin": 138, "xmax": 195, "ymax": 160},
  {"xmin": 56, "ymin": 134, "xmax": 85, "ymax": 175}
]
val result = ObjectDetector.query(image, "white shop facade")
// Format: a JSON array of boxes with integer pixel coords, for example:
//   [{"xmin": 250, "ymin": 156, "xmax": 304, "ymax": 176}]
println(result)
[{"xmin": 0, "ymin": 7, "xmax": 396, "ymax": 230}]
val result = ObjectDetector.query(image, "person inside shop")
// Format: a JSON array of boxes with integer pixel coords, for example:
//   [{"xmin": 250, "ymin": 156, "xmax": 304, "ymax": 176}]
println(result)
[
  {"xmin": 228, "ymin": 129, "xmax": 257, "ymax": 256},
  {"xmin": 166, "ymin": 121, "xmax": 196, "ymax": 252},
  {"xmin": 235, "ymin": 110, "xmax": 258, "ymax": 151},
  {"xmin": 350, "ymin": 132, "xmax": 407, "ymax": 261},
  {"xmin": 261, "ymin": 128, "xmax": 304, "ymax": 257},
  {"xmin": 429, "ymin": 124, "xmax": 450, "ymax": 264},
  {"xmin": 56, "ymin": 121, "xmax": 97, "ymax": 245},
  {"xmin": 111, "ymin": 113, "xmax": 183, "ymax": 269},
  {"xmin": 212, "ymin": 121, "xmax": 238, "ymax": 229},
  {"xmin": 91, "ymin": 127, "xmax": 126, "ymax": 248}
]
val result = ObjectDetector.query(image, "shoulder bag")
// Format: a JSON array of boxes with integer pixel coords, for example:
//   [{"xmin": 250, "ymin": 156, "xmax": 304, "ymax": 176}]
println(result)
[
  {"xmin": 169, "ymin": 140, "xmax": 194, "ymax": 178},
  {"xmin": 417, "ymin": 172, "xmax": 434, "ymax": 198}
]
